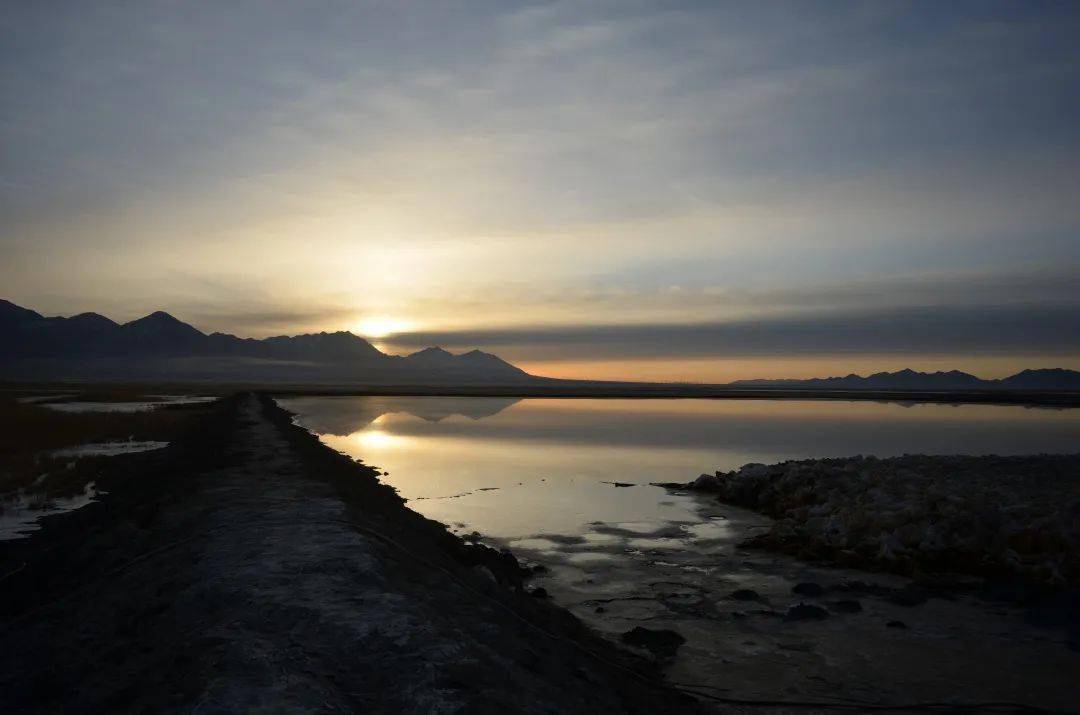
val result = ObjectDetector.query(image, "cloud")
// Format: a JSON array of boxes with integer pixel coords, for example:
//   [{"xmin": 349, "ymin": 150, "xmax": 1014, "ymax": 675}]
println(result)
[
  {"xmin": 385, "ymin": 303, "xmax": 1080, "ymax": 360},
  {"xmin": 2, "ymin": 1, "xmax": 1079, "ymax": 371}
]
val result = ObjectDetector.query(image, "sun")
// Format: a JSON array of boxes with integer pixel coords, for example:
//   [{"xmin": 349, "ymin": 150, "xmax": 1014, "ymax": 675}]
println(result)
[{"xmin": 353, "ymin": 316, "xmax": 412, "ymax": 339}]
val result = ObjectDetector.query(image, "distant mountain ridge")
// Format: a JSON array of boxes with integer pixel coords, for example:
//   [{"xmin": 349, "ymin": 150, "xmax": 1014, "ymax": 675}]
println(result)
[
  {"xmin": 0, "ymin": 299, "xmax": 530, "ymax": 384},
  {"xmin": 729, "ymin": 367, "xmax": 1080, "ymax": 391},
  {"xmin": 2, "ymin": 299, "xmax": 1077, "ymax": 390}
]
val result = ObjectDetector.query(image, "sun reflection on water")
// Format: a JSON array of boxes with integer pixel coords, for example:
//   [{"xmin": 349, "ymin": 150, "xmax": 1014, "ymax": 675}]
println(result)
[{"xmin": 352, "ymin": 430, "xmax": 409, "ymax": 450}]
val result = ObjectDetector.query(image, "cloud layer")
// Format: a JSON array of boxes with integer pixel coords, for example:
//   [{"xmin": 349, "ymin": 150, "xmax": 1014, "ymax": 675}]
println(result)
[{"xmin": 2, "ymin": 1, "xmax": 1078, "ymax": 378}]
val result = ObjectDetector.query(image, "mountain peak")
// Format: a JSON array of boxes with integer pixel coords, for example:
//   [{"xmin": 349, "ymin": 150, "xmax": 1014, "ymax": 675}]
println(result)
[
  {"xmin": 260, "ymin": 330, "xmax": 384, "ymax": 360},
  {"xmin": 401, "ymin": 345, "xmax": 527, "ymax": 378},
  {"xmin": 70, "ymin": 311, "xmax": 118, "ymax": 326},
  {"xmin": 122, "ymin": 310, "xmax": 205, "ymax": 340},
  {"xmin": 143, "ymin": 310, "xmax": 181, "ymax": 323},
  {"xmin": 408, "ymin": 346, "xmax": 453, "ymax": 358},
  {"xmin": 125, "ymin": 310, "xmax": 189, "ymax": 327}
]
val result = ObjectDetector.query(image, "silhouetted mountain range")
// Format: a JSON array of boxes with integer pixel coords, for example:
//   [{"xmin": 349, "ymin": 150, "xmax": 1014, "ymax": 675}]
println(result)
[
  {"xmin": 730, "ymin": 367, "xmax": 1080, "ymax": 391},
  {"xmin": 3, "ymin": 299, "xmax": 1077, "ymax": 390},
  {"xmin": 0, "ymin": 299, "xmax": 530, "ymax": 384}
]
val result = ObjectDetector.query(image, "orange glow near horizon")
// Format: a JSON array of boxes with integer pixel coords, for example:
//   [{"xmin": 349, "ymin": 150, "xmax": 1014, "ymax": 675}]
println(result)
[{"xmin": 516, "ymin": 355, "xmax": 1080, "ymax": 383}]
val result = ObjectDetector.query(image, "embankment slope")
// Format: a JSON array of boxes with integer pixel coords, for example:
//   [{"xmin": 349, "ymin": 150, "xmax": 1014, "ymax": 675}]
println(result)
[{"xmin": 0, "ymin": 394, "xmax": 696, "ymax": 713}]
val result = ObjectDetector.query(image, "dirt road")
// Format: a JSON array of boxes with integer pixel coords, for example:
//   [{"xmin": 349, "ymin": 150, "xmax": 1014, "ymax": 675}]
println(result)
[{"xmin": 0, "ymin": 395, "xmax": 696, "ymax": 713}]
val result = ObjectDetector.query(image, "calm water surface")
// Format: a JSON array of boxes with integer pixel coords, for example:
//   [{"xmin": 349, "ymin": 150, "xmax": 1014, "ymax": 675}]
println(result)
[
  {"xmin": 280, "ymin": 397, "xmax": 1079, "ymax": 541},
  {"xmin": 281, "ymin": 396, "xmax": 1080, "ymax": 706}
]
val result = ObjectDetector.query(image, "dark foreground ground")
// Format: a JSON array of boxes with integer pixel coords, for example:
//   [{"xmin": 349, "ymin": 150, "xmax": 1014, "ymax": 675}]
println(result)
[{"xmin": 0, "ymin": 394, "xmax": 700, "ymax": 713}]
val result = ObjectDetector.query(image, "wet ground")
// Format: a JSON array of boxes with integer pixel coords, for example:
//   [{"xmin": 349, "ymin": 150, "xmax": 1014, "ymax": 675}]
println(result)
[
  {"xmin": 0, "ymin": 481, "xmax": 100, "ymax": 540},
  {"xmin": 0, "ymin": 391, "xmax": 222, "ymax": 540},
  {"xmin": 497, "ymin": 493, "xmax": 1080, "ymax": 711}
]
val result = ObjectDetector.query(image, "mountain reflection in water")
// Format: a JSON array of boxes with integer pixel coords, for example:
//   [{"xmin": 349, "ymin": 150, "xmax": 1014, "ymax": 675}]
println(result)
[
  {"xmin": 280, "ymin": 397, "xmax": 1079, "ymax": 540},
  {"xmin": 281, "ymin": 396, "xmax": 520, "ymax": 435}
]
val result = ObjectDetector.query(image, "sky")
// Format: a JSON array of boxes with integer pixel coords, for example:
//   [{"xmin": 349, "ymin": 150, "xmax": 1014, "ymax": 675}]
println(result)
[{"xmin": 2, "ymin": 1, "xmax": 1079, "ymax": 381}]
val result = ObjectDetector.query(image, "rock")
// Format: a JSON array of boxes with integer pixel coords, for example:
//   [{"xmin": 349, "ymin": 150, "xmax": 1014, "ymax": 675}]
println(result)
[
  {"xmin": 831, "ymin": 599, "xmax": 863, "ymax": 613},
  {"xmin": 692, "ymin": 473, "xmax": 720, "ymax": 489},
  {"xmin": 784, "ymin": 602, "xmax": 830, "ymax": 621},
  {"xmin": 594, "ymin": 606, "xmax": 606, "ymax": 613},
  {"xmin": 728, "ymin": 588, "xmax": 762, "ymax": 601},
  {"xmin": 738, "ymin": 463, "xmax": 770, "ymax": 478},
  {"xmin": 529, "ymin": 587, "xmax": 549, "ymax": 599},
  {"xmin": 620, "ymin": 627, "xmax": 686, "ymax": 658},
  {"xmin": 886, "ymin": 620, "xmax": 907, "ymax": 629},
  {"xmin": 792, "ymin": 582, "xmax": 824, "ymax": 597}
]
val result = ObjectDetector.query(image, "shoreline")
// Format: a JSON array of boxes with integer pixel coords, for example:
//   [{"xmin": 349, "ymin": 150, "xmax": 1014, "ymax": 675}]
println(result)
[
  {"xmin": 0, "ymin": 393, "xmax": 699, "ymax": 713},
  {"xmin": 3, "ymin": 380, "xmax": 1079, "ymax": 407}
]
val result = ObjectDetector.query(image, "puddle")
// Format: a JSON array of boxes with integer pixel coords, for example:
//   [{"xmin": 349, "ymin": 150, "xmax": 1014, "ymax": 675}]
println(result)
[
  {"xmin": 508, "ymin": 538, "xmax": 563, "ymax": 551},
  {"xmin": 16, "ymin": 394, "xmax": 78, "ymax": 404},
  {"xmin": 49, "ymin": 441, "xmax": 169, "ymax": 458},
  {"xmin": 680, "ymin": 520, "xmax": 733, "ymax": 541},
  {"xmin": 626, "ymin": 537, "xmax": 688, "ymax": 550},
  {"xmin": 0, "ymin": 482, "xmax": 99, "ymax": 540},
  {"xmin": 607, "ymin": 521, "xmax": 671, "ymax": 535},
  {"xmin": 43, "ymin": 396, "xmax": 216, "ymax": 413},
  {"xmin": 581, "ymin": 532, "xmax": 624, "ymax": 545},
  {"xmin": 0, "ymin": 436, "xmax": 173, "ymax": 540},
  {"xmin": 564, "ymin": 552, "xmax": 618, "ymax": 564}
]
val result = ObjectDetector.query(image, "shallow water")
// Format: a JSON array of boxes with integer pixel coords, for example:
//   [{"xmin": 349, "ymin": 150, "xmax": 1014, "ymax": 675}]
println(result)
[
  {"xmin": 43, "ymin": 395, "xmax": 217, "ymax": 413},
  {"xmin": 283, "ymin": 396, "xmax": 1080, "ymax": 707},
  {"xmin": 49, "ymin": 441, "xmax": 169, "ymax": 458},
  {"xmin": 0, "ymin": 441, "xmax": 166, "ymax": 540},
  {"xmin": 15, "ymin": 393, "xmax": 78, "ymax": 404},
  {"xmin": 281, "ymin": 396, "xmax": 1079, "ymax": 542},
  {"xmin": 0, "ymin": 482, "xmax": 99, "ymax": 540}
]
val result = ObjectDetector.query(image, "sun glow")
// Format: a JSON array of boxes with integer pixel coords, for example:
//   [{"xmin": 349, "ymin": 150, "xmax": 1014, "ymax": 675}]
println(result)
[
  {"xmin": 354, "ymin": 430, "xmax": 408, "ymax": 450},
  {"xmin": 354, "ymin": 316, "xmax": 412, "ymax": 339}
]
